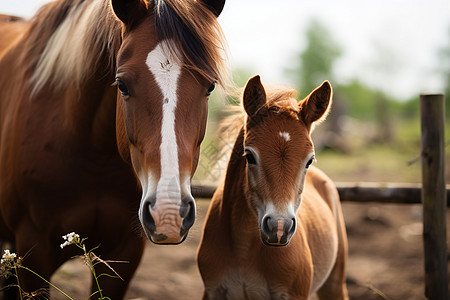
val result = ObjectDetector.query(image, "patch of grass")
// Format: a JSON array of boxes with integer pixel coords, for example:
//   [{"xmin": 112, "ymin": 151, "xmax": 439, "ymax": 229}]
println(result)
[
  {"xmin": 315, "ymin": 145, "xmax": 421, "ymax": 183},
  {"xmin": 315, "ymin": 118, "xmax": 450, "ymax": 184}
]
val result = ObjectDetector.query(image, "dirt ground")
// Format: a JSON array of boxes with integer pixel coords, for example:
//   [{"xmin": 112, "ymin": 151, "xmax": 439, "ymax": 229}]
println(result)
[{"xmin": 45, "ymin": 199, "xmax": 450, "ymax": 300}]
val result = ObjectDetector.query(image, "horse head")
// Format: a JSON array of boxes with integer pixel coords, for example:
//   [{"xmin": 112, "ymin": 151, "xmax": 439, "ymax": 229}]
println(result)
[
  {"xmin": 112, "ymin": 0, "xmax": 227, "ymax": 244},
  {"xmin": 242, "ymin": 75, "xmax": 332, "ymax": 246}
]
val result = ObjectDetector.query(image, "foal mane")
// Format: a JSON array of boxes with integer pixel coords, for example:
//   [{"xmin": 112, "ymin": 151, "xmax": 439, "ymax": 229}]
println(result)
[{"xmin": 22, "ymin": 0, "xmax": 229, "ymax": 95}]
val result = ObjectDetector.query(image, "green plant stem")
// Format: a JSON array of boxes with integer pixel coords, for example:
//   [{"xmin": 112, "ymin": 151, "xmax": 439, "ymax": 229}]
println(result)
[
  {"xmin": 83, "ymin": 245, "xmax": 104, "ymax": 300},
  {"xmin": 14, "ymin": 267, "xmax": 24, "ymax": 300},
  {"xmin": 19, "ymin": 266, "xmax": 74, "ymax": 300}
]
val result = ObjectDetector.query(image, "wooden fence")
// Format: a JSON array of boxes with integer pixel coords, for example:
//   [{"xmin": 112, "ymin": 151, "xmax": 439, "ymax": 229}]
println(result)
[{"xmin": 192, "ymin": 182, "xmax": 450, "ymax": 206}]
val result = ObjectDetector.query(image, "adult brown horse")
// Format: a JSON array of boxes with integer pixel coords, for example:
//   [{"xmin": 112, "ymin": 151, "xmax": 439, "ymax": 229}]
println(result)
[
  {"xmin": 197, "ymin": 76, "xmax": 348, "ymax": 300},
  {"xmin": 0, "ymin": 0, "xmax": 228, "ymax": 298}
]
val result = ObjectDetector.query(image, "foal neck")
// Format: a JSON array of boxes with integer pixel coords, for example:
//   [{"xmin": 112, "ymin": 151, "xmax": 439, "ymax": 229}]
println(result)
[{"xmin": 223, "ymin": 129, "xmax": 261, "ymax": 249}]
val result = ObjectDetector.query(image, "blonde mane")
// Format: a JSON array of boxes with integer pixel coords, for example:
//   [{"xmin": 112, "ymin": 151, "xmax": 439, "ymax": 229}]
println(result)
[{"xmin": 24, "ymin": 0, "xmax": 121, "ymax": 94}]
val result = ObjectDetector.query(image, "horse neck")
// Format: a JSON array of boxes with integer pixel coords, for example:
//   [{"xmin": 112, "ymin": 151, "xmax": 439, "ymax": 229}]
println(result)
[
  {"xmin": 25, "ymin": 55, "xmax": 119, "ymax": 154},
  {"xmin": 222, "ymin": 128, "xmax": 261, "ymax": 246},
  {"xmin": 63, "ymin": 69, "xmax": 118, "ymax": 153},
  {"xmin": 19, "ymin": 0, "xmax": 122, "ymax": 153}
]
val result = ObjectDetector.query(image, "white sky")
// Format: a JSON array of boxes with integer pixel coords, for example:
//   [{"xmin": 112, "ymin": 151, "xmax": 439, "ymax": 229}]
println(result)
[{"xmin": 1, "ymin": 0, "xmax": 449, "ymax": 99}]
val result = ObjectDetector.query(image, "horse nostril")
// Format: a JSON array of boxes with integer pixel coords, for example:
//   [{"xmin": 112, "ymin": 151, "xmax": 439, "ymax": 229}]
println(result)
[
  {"xmin": 179, "ymin": 196, "xmax": 190, "ymax": 218},
  {"xmin": 180, "ymin": 196, "xmax": 196, "ymax": 237},
  {"xmin": 143, "ymin": 202, "xmax": 156, "ymax": 232}
]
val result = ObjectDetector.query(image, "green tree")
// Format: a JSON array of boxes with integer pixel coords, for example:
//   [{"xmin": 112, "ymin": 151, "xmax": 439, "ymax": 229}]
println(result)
[
  {"xmin": 288, "ymin": 19, "xmax": 342, "ymax": 98},
  {"xmin": 439, "ymin": 26, "xmax": 450, "ymax": 119}
]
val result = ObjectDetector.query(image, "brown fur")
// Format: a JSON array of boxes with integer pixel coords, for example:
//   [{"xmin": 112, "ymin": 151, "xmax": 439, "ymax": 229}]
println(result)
[
  {"xmin": 0, "ymin": 15, "xmax": 28, "ymax": 58},
  {"xmin": 0, "ymin": 0, "xmax": 228, "ymax": 298},
  {"xmin": 198, "ymin": 76, "xmax": 348, "ymax": 299}
]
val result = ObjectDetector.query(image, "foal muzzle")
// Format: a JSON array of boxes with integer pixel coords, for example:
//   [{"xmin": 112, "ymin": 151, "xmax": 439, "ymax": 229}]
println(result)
[{"xmin": 260, "ymin": 215, "xmax": 297, "ymax": 246}]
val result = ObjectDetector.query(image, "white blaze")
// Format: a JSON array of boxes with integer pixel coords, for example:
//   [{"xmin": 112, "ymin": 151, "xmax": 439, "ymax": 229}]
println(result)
[
  {"xmin": 279, "ymin": 131, "xmax": 291, "ymax": 142},
  {"xmin": 145, "ymin": 41, "xmax": 182, "ymax": 212}
]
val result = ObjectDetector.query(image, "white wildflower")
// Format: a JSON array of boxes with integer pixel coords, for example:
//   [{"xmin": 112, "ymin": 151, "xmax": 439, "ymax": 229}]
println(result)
[
  {"xmin": 1, "ymin": 249, "xmax": 17, "ymax": 264},
  {"xmin": 60, "ymin": 232, "xmax": 80, "ymax": 249}
]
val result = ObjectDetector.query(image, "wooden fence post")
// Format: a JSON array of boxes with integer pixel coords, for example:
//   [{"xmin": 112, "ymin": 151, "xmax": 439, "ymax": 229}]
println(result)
[{"xmin": 420, "ymin": 93, "xmax": 448, "ymax": 300}]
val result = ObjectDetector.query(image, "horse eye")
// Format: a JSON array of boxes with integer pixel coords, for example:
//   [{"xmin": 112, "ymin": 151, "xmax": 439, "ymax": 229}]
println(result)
[
  {"xmin": 244, "ymin": 151, "xmax": 257, "ymax": 165},
  {"xmin": 206, "ymin": 83, "xmax": 216, "ymax": 96},
  {"xmin": 306, "ymin": 158, "xmax": 314, "ymax": 169},
  {"xmin": 116, "ymin": 78, "xmax": 130, "ymax": 97}
]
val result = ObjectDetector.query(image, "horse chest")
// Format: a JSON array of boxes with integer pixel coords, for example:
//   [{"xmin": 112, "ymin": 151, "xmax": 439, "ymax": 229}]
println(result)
[{"xmin": 208, "ymin": 269, "xmax": 291, "ymax": 300}]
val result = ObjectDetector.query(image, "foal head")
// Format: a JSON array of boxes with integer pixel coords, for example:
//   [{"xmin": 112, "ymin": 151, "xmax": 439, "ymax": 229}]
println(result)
[
  {"xmin": 112, "ymin": 0, "xmax": 227, "ymax": 244},
  {"xmin": 242, "ymin": 76, "xmax": 332, "ymax": 246}
]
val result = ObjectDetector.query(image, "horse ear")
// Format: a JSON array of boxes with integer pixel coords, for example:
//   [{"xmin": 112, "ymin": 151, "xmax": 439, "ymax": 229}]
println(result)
[
  {"xmin": 299, "ymin": 81, "xmax": 332, "ymax": 130},
  {"xmin": 201, "ymin": 0, "xmax": 225, "ymax": 17},
  {"xmin": 243, "ymin": 75, "xmax": 267, "ymax": 118},
  {"xmin": 111, "ymin": 0, "xmax": 148, "ymax": 27}
]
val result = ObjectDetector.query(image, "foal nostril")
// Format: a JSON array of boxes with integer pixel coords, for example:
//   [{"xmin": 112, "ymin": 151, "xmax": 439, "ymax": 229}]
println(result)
[
  {"xmin": 180, "ymin": 196, "xmax": 196, "ymax": 237},
  {"xmin": 286, "ymin": 218, "xmax": 296, "ymax": 235},
  {"xmin": 262, "ymin": 216, "xmax": 274, "ymax": 234}
]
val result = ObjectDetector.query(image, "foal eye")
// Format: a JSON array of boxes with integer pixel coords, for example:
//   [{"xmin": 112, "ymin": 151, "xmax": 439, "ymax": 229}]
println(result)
[
  {"xmin": 244, "ymin": 151, "xmax": 257, "ymax": 165},
  {"xmin": 116, "ymin": 78, "xmax": 130, "ymax": 97},
  {"xmin": 206, "ymin": 82, "xmax": 216, "ymax": 96},
  {"xmin": 306, "ymin": 158, "xmax": 314, "ymax": 169}
]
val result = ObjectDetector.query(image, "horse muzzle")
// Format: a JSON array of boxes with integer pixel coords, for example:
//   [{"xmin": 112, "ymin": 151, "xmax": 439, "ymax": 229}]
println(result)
[
  {"xmin": 140, "ymin": 194, "xmax": 196, "ymax": 244},
  {"xmin": 259, "ymin": 215, "xmax": 297, "ymax": 246}
]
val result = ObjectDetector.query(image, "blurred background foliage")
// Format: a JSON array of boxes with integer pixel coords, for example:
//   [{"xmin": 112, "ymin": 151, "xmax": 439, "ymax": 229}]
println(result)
[{"xmin": 194, "ymin": 19, "xmax": 450, "ymax": 185}]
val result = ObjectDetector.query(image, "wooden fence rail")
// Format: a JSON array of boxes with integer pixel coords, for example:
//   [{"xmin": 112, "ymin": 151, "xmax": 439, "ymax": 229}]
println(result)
[{"xmin": 192, "ymin": 183, "xmax": 450, "ymax": 206}]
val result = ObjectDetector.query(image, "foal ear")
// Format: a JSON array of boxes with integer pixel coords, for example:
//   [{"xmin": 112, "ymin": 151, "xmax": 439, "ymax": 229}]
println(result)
[
  {"xmin": 243, "ymin": 75, "xmax": 267, "ymax": 118},
  {"xmin": 201, "ymin": 0, "xmax": 225, "ymax": 17},
  {"xmin": 111, "ymin": 0, "xmax": 148, "ymax": 27},
  {"xmin": 299, "ymin": 81, "xmax": 332, "ymax": 130}
]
